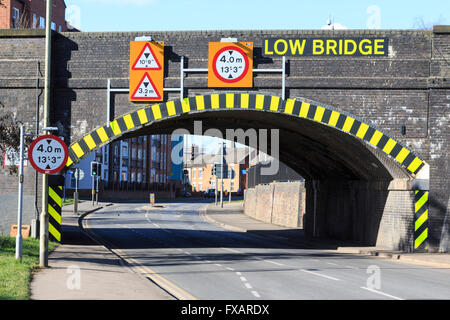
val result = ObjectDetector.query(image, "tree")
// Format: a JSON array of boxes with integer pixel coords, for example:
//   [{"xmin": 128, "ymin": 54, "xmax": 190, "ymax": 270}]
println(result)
[
  {"xmin": 0, "ymin": 102, "xmax": 32, "ymax": 175},
  {"xmin": 413, "ymin": 15, "xmax": 447, "ymax": 30}
]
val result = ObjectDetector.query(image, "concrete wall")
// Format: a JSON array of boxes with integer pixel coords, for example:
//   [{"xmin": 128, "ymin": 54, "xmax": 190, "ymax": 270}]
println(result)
[
  {"xmin": 244, "ymin": 181, "xmax": 305, "ymax": 228},
  {"xmin": 303, "ymin": 180, "xmax": 416, "ymax": 251}
]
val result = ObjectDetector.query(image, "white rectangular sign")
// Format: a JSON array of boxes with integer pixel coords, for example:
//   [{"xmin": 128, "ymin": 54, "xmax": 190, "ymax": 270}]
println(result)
[{"xmin": 4, "ymin": 146, "xmax": 28, "ymax": 167}]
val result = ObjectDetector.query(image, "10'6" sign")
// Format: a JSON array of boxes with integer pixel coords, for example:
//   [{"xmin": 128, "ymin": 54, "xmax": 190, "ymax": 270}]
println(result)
[{"xmin": 28, "ymin": 135, "xmax": 68, "ymax": 174}]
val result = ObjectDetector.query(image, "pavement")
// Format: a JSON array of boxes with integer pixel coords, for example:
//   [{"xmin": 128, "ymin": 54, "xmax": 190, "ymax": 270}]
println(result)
[
  {"xmin": 30, "ymin": 200, "xmax": 174, "ymax": 300},
  {"xmin": 201, "ymin": 201, "xmax": 450, "ymax": 269},
  {"xmin": 31, "ymin": 199, "xmax": 450, "ymax": 300}
]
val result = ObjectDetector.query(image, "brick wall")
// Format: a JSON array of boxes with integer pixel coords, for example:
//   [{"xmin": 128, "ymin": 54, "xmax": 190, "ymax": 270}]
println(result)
[{"xmin": 0, "ymin": 28, "xmax": 448, "ymax": 250}]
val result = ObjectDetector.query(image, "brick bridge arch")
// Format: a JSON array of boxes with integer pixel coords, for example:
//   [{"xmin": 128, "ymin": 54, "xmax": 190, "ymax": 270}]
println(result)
[{"xmin": 65, "ymin": 92, "xmax": 426, "ymax": 178}]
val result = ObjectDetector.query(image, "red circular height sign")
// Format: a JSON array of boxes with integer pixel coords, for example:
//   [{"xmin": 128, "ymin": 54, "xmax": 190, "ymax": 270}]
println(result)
[
  {"xmin": 212, "ymin": 46, "xmax": 250, "ymax": 83},
  {"xmin": 28, "ymin": 135, "xmax": 68, "ymax": 174}
]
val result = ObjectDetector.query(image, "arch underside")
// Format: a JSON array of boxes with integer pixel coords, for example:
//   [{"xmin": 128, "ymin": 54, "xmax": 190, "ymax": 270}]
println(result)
[{"xmin": 66, "ymin": 93, "xmax": 425, "ymax": 180}]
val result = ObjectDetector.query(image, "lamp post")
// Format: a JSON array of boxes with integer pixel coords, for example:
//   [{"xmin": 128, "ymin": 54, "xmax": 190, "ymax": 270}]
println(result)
[{"xmin": 39, "ymin": 0, "xmax": 52, "ymax": 268}]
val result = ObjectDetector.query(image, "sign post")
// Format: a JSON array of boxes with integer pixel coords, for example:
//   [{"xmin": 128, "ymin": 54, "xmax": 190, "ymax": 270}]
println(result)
[
  {"xmin": 73, "ymin": 168, "xmax": 84, "ymax": 215},
  {"xmin": 15, "ymin": 124, "xmax": 25, "ymax": 261},
  {"xmin": 28, "ymin": 132, "xmax": 68, "ymax": 265}
]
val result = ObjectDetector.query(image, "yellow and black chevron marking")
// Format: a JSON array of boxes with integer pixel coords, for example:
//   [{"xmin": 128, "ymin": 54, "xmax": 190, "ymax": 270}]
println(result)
[
  {"xmin": 48, "ymin": 176, "xmax": 63, "ymax": 242},
  {"xmin": 414, "ymin": 190, "xmax": 429, "ymax": 252},
  {"xmin": 65, "ymin": 93, "xmax": 425, "ymax": 175}
]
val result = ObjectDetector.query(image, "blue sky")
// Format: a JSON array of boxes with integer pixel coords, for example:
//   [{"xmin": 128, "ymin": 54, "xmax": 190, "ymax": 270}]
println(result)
[{"xmin": 65, "ymin": 0, "xmax": 448, "ymax": 32}]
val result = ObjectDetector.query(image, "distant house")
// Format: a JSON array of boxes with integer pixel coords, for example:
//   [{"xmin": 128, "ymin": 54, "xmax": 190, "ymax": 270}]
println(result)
[
  {"xmin": 184, "ymin": 146, "xmax": 249, "ymax": 194},
  {"xmin": 0, "ymin": 0, "xmax": 67, "ymax": 32}
]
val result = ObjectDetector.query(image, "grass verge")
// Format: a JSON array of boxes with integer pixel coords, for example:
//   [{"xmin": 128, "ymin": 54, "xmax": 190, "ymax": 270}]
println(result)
[{"xmin": 0, "ymin": 236, "xmax": 58, "ymax": 300}]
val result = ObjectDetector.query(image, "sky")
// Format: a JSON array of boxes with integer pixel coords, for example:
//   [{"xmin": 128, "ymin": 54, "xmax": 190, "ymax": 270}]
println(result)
[
  {"xmin": 63, "ymin": 0, "xmax": 448, "ymax": 152},
  {"xmin": 65, "ymin": 0, "xmax": 448, "ymax": 32}
]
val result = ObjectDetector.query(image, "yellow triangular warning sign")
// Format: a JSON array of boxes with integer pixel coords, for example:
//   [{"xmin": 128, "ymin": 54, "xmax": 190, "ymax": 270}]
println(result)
[
  {"xmin": 132, "ymin": 43, "xmax": 162, "ymax": 70},
  {"xmin": 130, "ymin": 73, "xmax": 162, "ymax": 100}
]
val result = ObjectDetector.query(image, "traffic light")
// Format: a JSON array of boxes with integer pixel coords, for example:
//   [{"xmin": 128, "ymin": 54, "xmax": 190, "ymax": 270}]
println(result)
[{"xmin": 90, "ymin": 162, "xmax": 99, "ymax": 176}]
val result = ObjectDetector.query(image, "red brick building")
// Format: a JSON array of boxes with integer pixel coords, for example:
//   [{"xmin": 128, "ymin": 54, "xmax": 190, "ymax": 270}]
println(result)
[{"xmin": 0, "ymin": 0, "xmax": 67, "ymax": 31}]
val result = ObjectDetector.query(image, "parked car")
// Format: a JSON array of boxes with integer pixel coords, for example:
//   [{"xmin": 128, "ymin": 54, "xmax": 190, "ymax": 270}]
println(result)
[
  {"xmin": 203, "ymin": 188, "xmax": 216, "ymax": 198},
  {"xmin": 183, "ymin": 191, "xmax": 191, "ymax": 197}
]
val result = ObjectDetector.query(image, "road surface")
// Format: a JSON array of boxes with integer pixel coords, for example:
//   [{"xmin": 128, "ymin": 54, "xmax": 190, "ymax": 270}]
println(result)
[{"xmin": 83, "ymin": 201, "xmax": 450, "ymax": 300}]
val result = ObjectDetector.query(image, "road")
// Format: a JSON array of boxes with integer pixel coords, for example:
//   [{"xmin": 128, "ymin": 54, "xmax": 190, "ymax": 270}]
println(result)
[{"xmin": 83, "ymin": 201, "xmax": 450, "ymax": 300}]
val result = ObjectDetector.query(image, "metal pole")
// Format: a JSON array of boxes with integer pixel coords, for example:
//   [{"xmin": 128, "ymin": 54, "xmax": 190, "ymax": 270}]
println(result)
[
  {"xmin": 96, "ymin": 176, "xmax": 99, "ymax": 205},
  {"xmin": 106, "ymin": 79, "xmax": 111, "ymax": 126},
  {"xmin": 282, "ymin": 56, "xmax": 286, "ymax": 100},
  {"xmin": 215, "ymin": 175, "xmax": 218, "ymax": 205},
  {"xmin": 220, "ymin": 143, "xmax": 224, "ymax": 208},
  {"xmin": 180, "ymin": 56, "xmax": 184, "ymax": 100},
  {"xmin": 229, "ymin": 168, "xmax": 232, "ymax": 203},
  {"xmin": 15, "ymin": 125, "xmax": 25, "ymax": 261},
  {"xmin": 40, "ymin": 0, "xmax": 52, "ymax": 268},
  {"xmin": 92, "ymin": 174, "xmax": 95, "ymax": 206},
  {"xmin": 35, "ymin": 61, "xmax": 40, "ymax": 222},
  {"xmin": 74, "ymin": 169, "xmax": 78, "ymax": 215}
]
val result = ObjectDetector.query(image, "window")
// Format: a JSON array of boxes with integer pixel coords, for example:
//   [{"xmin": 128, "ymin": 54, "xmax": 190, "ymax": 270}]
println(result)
[
  {"xmin": 51, "ymin": 22, "xmax": 56, "ymax": 31},
  {"xmin": 192, "ymin": 168, "xmax": 196, "ymax": 179},
  {"xmin": 131, "ymin": 172, "xmax": 136, "ymax": 182},
  {"xmin": 198, "ymin": 182, "xmax": 203, "ymax": 191},
  {"xmin": 199, "ymin": 168, "xmax": 203, "ymax": 178},
  {"xmin": 12, "ymin": 8, "xmax": 20, "ymax": 28},
  {"xmin": 58, "ymin": 25, "xmax": 62, "ymax": 32},
  {"xmin": 33, "ymin": 13, "xmax": 37, "ymax": 28},
  {"xmin": 121, "ymin": 171, "xmax": 127, "ymax": 181},
  {"xmin": 39, "ymin": 17, "xmax": 45, "ymax": 29}
]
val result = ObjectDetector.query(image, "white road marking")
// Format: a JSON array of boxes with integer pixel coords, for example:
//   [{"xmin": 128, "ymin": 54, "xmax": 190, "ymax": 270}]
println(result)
[
  {"xmin": 221, "ymin": 247, "xmax": 241, "ymax": 253},
  {"xmin": 360, "ymin": 287, "xmax": 403, "ymax": 300},
  {"xmin": 251, "ymin": 291, "xmax": 261, "ymax": 298},
  {"xmin": 236, "ymin": 272, "xmax": 242, "ymax": 276},
  {"xmin": 345, "ymin": 265, "xmax": 359, "ymax": 269},
  {"xmin": 300, "ymin": 269, "xmax": 340, "ymax": 281},
  {"xmin": 245, "ymin": 283, "xmax": 252, "ymax": 289},
  {"xmin": 215, "ymin": 263, "xmax": 222, "ymax": 267},
  {"xmin": 263, "ymin": 259, "xmax": 285, "ymax": 266},
  {"xmin": 326, "ymin": 262, "xmax": 338, "ymax": 266},
  {"xmin": 226, "ymin": 267, "xmax": 235, "ymax": 271},
  {"xmin": 240, "ymin": 276, "xmax": 247, "ymax": 282}
]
